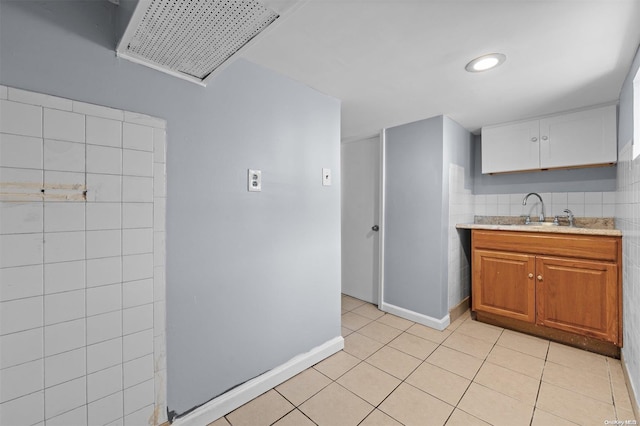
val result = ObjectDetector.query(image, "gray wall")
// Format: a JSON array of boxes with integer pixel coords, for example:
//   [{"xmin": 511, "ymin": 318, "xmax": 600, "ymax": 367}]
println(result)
[
  {"xmin": 473, "ymin": 135, "xmax": 617, "ymax": 194},
  {"xmin": 0, "ymin": 0, "xmax": 341, "ymax": 417},
  {"xmin": 384, "ymin": 116, "xmax": 473, "ymax": 320},
  {"xmin": 384, "ymin": 116, "xmax": 444, "ymax": 317}
]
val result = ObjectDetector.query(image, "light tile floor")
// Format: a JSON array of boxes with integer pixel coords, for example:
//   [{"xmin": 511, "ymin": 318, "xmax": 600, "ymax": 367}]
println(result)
[{"xmin": 210, "ymin": 295, "xmax": 638, "ymax": 426}]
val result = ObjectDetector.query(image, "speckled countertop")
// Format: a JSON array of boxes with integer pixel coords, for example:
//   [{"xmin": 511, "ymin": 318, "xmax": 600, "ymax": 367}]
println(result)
[{"xmin": 456, "ymin": 216, "xmax": 622, "ymax": 237}]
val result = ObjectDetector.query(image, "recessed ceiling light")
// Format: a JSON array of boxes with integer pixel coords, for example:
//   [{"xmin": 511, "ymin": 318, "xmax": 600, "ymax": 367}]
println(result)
[{"xmin": 465, "ymin": 53, "xmax": 506, "ymax": 72}]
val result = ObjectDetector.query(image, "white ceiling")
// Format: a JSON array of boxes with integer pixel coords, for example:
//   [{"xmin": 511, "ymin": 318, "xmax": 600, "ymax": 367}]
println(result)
[{"xmin": 241, "ymin": 0, "xmax": 640, "ymax": 141}]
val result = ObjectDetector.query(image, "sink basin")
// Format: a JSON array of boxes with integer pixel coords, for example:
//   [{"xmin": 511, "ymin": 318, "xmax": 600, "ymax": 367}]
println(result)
[{"xmin": 525, "ymin": 222, "xmax": 558, "ymax": 227}]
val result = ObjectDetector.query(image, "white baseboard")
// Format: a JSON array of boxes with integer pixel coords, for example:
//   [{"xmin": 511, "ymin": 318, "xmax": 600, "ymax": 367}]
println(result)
[
  {"xmin": 171, "ymin": 336, "xmax": 344, "ymax": 426},
  {"xmin": 621, "ymin": 352, "xmax": 640, "ymax": 421},
  {"xmin": 380, "ymin": 302, "xmax": 450, "ymax": 331}
]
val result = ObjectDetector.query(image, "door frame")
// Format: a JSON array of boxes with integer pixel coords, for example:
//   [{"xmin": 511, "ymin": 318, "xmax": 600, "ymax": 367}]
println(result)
[{"xmin": 378, "ymin": 129, "xmax": 386, "ymax": 308}]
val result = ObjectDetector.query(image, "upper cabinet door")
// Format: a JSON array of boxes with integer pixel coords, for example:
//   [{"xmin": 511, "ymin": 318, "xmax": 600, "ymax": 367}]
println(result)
[
  {"xmin": 481, "ymin": 119, "xmax": 540, "ymax": 174},
  {"xmin": 539, "ymin": 105, "xmax": 617, "ymax": 169}
]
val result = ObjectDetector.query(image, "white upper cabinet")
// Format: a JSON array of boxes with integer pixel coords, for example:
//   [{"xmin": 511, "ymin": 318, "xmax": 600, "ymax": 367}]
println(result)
[{"xmin": 481, "ymin": 104, "xmax": 617, "ymax": 174}]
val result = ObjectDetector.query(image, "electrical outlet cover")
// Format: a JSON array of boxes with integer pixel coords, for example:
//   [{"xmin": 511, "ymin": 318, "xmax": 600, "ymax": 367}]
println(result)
[{"xmin": 248, "ymin": 169, "xmax": 262, "ymax": 192}]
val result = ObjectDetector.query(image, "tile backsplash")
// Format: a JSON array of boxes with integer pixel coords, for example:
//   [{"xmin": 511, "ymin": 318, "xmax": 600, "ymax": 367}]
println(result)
[
  {"xmin": 474, "ymin": 190, "xmax": 617, "ymax": 218},
  {"xmin": 0, "ymin": 86, "xmax": 167, "ymax": 426}
]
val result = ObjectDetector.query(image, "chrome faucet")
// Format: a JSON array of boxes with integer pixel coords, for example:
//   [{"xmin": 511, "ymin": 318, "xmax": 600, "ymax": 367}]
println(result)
[
  {"xmin": 563, "ymin": 208, "xmax": 575, "ymax": 227},
  {"xmin": 522, "ymin": 192, "xmax": 545, "ymax": 222}
]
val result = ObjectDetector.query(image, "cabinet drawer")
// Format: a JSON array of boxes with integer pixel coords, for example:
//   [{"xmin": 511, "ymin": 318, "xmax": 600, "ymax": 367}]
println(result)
[{"xmin": 472, "ymin": 230, "xmax": 619, "ymax": 262}]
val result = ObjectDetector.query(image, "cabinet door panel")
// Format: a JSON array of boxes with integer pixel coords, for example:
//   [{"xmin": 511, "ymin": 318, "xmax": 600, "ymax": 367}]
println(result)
[
  {"xmin": 472, "ymin": 250, "xmax": 535, "ymax": 322},
  {"xmin": 481, "ymin": 120, "xmax": 540, "ymax": 174},
  {"xmin": 539, "ymin": 105, "xmax": 617, "ymax": 169},
  {"xmin": 536, "ymin": 256, "xmax": 617, "ymax": 343}
]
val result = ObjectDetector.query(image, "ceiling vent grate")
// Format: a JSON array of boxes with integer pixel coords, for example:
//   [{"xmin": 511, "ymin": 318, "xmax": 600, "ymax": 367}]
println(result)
[{"xmin": 117, "ymin": 0, "xmax": 287, "ymax": 85}]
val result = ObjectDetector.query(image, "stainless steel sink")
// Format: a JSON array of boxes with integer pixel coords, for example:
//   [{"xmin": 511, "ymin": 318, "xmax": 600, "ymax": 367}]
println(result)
[{"xmin": 525, "ymin": 222, "xmax": 558, "ymax": 227}]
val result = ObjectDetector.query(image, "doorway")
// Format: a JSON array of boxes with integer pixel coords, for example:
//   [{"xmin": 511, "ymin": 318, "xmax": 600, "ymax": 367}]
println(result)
[{"xmin": 340, "ymin": 136, "xmax": 381, "ymax": 304}]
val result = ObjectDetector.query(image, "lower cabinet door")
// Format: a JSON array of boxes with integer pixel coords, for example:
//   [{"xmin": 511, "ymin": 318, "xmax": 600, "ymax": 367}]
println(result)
[
  {"xmin": 536, "ymin": 256, "xmax": 618, "ymax": 343},
  {"xmin": 473, "ymin": 249, "xmax": 536, "ymax": 323}
]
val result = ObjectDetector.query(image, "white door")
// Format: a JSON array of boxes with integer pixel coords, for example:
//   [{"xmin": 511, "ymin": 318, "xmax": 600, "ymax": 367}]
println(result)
[{"xmin": 341, "ymin": 136, "xmax": 380, "ymax": 304}]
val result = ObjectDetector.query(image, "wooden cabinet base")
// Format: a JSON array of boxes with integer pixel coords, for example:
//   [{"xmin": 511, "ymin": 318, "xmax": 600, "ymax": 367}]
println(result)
[{"xmin": 475, "ymin": 311, "xmax": 620, "ymax": 358}]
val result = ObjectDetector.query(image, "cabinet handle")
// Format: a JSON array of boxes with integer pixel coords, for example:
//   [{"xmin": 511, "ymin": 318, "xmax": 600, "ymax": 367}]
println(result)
[
  {"xmin": 531, "ymin": 137, "xmax": 538, "ymax": 142},
  {"xmin": 541, "ymin": 136, "xmax": 548, "ymax": 141},
  {"xmin": 528, "ymin": 273, "xmax": 534, "ymax": 279},
  {"xmin": 537, "ymin": 275, "xmax": 543, "ymax": 281}
]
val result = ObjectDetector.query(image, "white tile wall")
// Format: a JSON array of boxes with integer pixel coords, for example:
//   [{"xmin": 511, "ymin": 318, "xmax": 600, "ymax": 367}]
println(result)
[
  {"xmin": 0, "ymin": 264, "xmax": 43, "ymax": 301},
  {"xmin": 0, "ymin": 99, "xmax": 42, "ymax": 137},
  {"xmin": 43, "ymin": 108, "xmax": 85, "ymax": 143},
  {"xmin": 86, "ymin": 116, "xmax": 122, "ymax": 147},
  {"xmin": 0, "ymin": 328, "xmax": 43, "ymax": 369},
  {"xmin": 86, "ymin": 144, "xmax": 122, "ymax": 175},
  {"xmin": 44, "ymin": 139, "xmax": 85, "ymax": 172},
  {"xmin": 44, "ymin": 347, "xmax": 86, "ymax": 388},
  {"xmin": 617, "ymin": 141, "xmax": 640, "ymax": 407},
  {"xmin": 474, "ymin": 190, "xmax": 617, "ymax": 219},
  {"xmin": 0, "ymin": 133, "xmax": 43, "ymax": 169},
  {"xmin": 87, "ymin": 338, "xmax": 122, "ymax": 374},
  {"xmin": 0, "ymin": 87, "xmax": 167, "ymax": 425},
  {"xmin": 123, "ymin": 122, "xmax": 154, "ymax": 152},
  {"xmin": 447, "ymin": 164, "xmax": 474, "ymax": 310}
]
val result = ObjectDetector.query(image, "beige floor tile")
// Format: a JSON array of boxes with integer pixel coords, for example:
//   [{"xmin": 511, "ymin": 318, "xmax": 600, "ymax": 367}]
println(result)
[
  {"xmin": 531, "ymin": 409, "xmax": 579, "ymax": 426},
  {"xmin": 542, "ymin": 361, "xmax": 612, "ymax": 404},
  {"xmin": 388, "ymin": 332, "xmax": 438, "ymax": 360},
  {"xmin": 405, "ymin": 362, "xmax": 470, "ymax": 406},
  {"xmin": 536, "ymin": 382, "xmax": 616, "ymax": 425},
  {"xmin": 405, "ymin": 323, "xmax": 452, "ymax": 344},
  {"xmin": 474, "ymin": 362, "xmax": 540, "ymax": 406},
  {"xmin": 455, "ymin": 319, "xmax": 503, "ymax": 344},
  {"xmin": 342, "ymin": 295, "xmax": 367, "ymax": 311},
  {"xmin": 496, "ymin": 329, "xmax": 549, "ymax": 359},
  {"xmin": 271, "ymin": 409, "xmax": 315, "ymax": 426},
  {"xmin": 608, "ymin": 358, "xmax": 627, "ymax": 384},
  {"xmin": 443, "ymin": 332, "xmax": 494, "ymax": 359},
  {"xmin": 379, "ymin": 383, "xmax": 454, "ymax": 426},
  {"xmin": 344, "ymin": 332, "xmax": 385, "ymax": 360},
  {"xmin": 446, "ymin": 315, "xmax": 468, "ymax": 331},
  {"xmin": 376, "ymin": 313, "xmax": 414, "ymax": 331},
  {"xmin": 357, "ymin": 321, "xmax": 403, "ymax": 344},
  {"xmin": 360, "ymin": 409, "xmax": 403, "ymax": 426},
  {"xmin": 225, "ymin": 390, "xmax": 294, "ymax": 426},
  {"xmin": 445, "ymin": 409, "xmax": 491, "ymax": 426},
  {"xmin": 299, "ymin": 382, "xmax": 373, "ymax": 426},
  {"xmin": 342, "ymin": 326, "xmax": 354, "ymax": 337},
  {"xmin": 365, "ymin": 345, "xmax": 421, "ymax": 380},
  {"xmin": 275, "ymin": 368, "xmax": 332, "ymax": 406},
  {"xmin": 337, "ymin": 362, "xmax": 401, "ymax": 406},
  {"xmin": 313, "ymin": 350, "xmax": 360, "ymax": 380},
  {"xmin": 352, "ymin": 303, "xmax": 385, "ymax": 320},
  {"xmin": 342, "ymin": 311, "xmax": 373, "ymax": 331},
  {"xmin": 486, "ymin": 344, "xmax": 545, "ymax": 380},
  {"xmin": 458, "ymin": 383, "xmax": 534, "ymax": 426},
  {"xmin": 612, "ymin": 380, "xmax": 634, "ymax": 411},
  {"xmin": 208, "ymin": 417, "xmax": 231, "ymax": 426},
  {"xmin": 426, "ymin": 346, "xmax": 483, "ymax": 380},
  {"xmin": 616, "ymin": 407, "xmax": 637, "ymax": 422},
  {"xmin": 546, "ymin": 342, "xmax": 609, "ymax": 378}
]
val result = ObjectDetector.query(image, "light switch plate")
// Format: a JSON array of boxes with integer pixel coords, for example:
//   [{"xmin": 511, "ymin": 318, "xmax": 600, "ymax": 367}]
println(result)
[
  {"xmin": 248, "ymin": 169, "xmax": 261, "ymax": 192},
  {"xmin": 322, "ymin": 168, "xmax": 331, "ymax": 186}
]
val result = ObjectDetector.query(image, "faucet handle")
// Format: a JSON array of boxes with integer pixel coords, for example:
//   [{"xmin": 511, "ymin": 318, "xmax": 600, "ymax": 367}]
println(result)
[{"xmin": 563, "ymin": 209, "xmax": 575, "ymax": 226}]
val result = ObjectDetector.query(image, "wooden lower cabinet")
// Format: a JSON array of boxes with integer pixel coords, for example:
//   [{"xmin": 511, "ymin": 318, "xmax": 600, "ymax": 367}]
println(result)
[
  {"xmin": 471, "ymin": 230, "xmax": 622, "ymax": 349},
  {"xmin": 536, "ymin": 256, "xmax": 618, "ymax": 343},
  {"xmin": 473, "ymin": 250, "xmax": 535, "ymax": 323}
]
